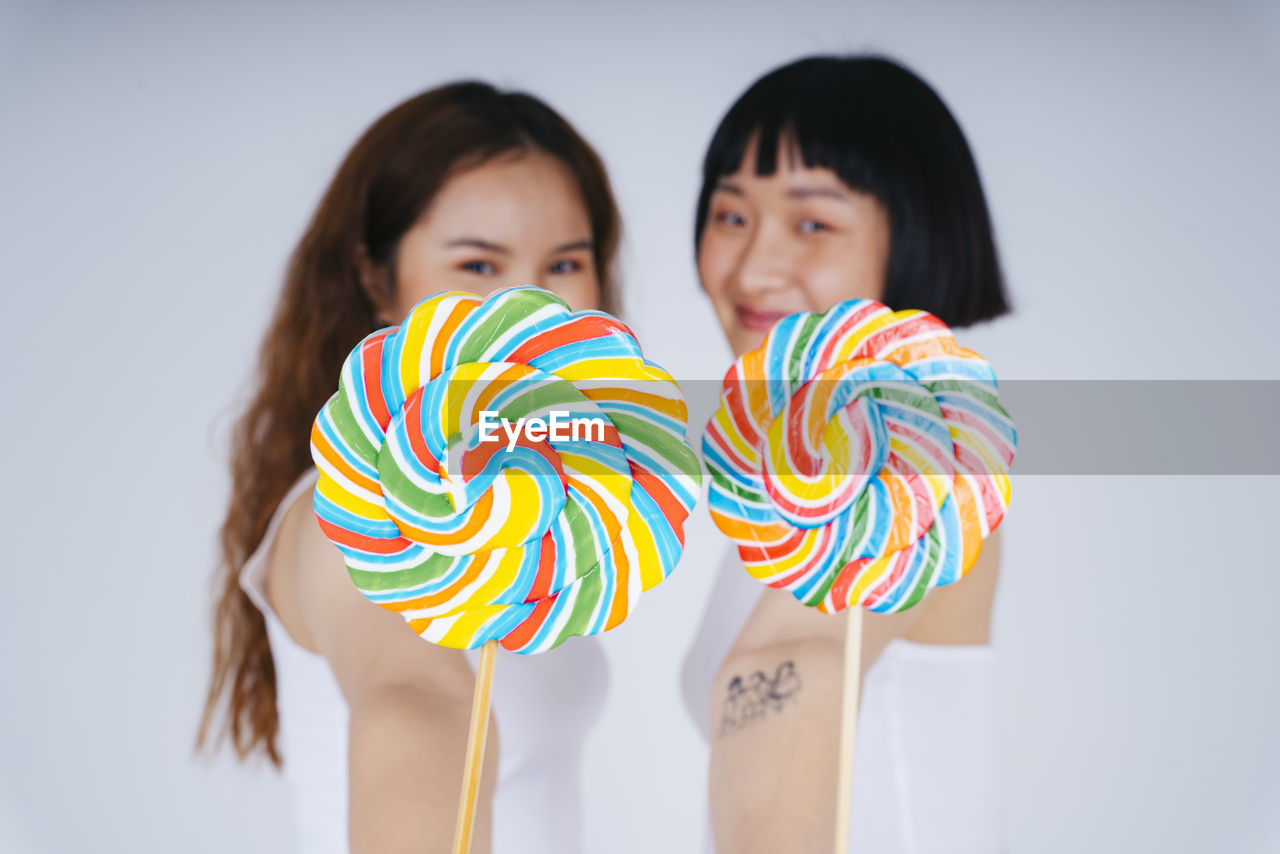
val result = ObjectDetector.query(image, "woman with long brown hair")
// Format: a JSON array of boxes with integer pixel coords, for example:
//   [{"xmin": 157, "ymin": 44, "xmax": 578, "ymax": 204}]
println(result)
[{"xmin": 199, "ymin": 81, "xmax": 621, "ymax": 854}]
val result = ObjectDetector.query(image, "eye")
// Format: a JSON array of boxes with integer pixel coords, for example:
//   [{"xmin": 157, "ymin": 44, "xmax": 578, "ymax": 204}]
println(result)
[
  {"xmin": 798, "ymin": 219, "xmax": 830, "ymax": 234},
  {"xmin": 714, "ymin": 210, "xmax": 747, "ymax": 228},
  {"xmin": 548, "ymin": 259, "xmax": 581, "ymax": 275},
  {"xmin": 460, "ymin": 260, "xmax": 497, "ymax": 275}
]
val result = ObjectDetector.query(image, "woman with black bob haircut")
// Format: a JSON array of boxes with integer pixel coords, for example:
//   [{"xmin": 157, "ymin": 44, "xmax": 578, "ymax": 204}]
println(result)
[
  {"xmin": 694, "ymin": 54, "xmax": 1009, "ymax": 337},
  {"xmin": 683, "ymin": 55, "xmax": 1010, "ymax": 852}
]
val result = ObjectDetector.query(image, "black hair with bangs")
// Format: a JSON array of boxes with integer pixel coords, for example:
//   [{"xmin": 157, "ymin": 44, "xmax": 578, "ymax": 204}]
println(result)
[{"xmin": 695, "ymin": 55, "xmax": 1010, "ymax": 327}]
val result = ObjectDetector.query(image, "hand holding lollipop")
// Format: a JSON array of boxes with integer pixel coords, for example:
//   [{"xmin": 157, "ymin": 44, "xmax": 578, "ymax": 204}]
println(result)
[
  {"xmin": 702, "ymin": 297, "xmax": 1015, "ymax": 851},
  {"xmin": 311, "ymin": 285, "xmax": 702, "ymax": 851}
]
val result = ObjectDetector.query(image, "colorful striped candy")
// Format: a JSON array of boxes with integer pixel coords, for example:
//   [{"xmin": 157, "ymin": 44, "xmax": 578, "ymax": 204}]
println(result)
[
  {"xmin": 311, "ymin": 286, "xmax": 703, "ymax": 653},
  {"xmin": 703, "ymin": 299, "xmax": 1016, "ymax": 614}
]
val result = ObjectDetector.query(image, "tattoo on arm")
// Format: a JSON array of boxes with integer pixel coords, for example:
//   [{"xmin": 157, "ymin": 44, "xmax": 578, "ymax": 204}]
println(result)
[{"xmin": 716, "ymin": 661, "xmax": 802, "ymax": 738}]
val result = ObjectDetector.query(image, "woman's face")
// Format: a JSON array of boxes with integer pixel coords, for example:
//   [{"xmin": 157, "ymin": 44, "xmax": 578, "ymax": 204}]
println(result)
[
  {"xmin": 387, "ymin": 150, "xmax": 600, "ymax": 321},
  {"xmin": 698, "ymin": 136, "xmax": 891, "ymax": 356}
]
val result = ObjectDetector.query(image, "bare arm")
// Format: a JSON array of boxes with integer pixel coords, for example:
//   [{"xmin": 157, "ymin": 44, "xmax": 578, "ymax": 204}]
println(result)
[
  {"xmin": 269, "ymin": 489, "xmax": 497, "ymax": 854},
  {"xmin": 708, "ymin": 533, "xmax": 1002, "ymax": 852}
]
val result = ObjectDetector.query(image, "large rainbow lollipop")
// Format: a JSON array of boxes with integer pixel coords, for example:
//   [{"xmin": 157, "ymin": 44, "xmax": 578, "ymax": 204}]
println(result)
[
  {"xmin": 703, "ymin": 297, "xmax": 1016, "ymax": 615},
  {"xmin": 309, "ymin": 286, "xmax": 703, "ymax": 654},
  {"xmin": 704, "ymin": 298, "xmax": 1015, "ymax": 852}
]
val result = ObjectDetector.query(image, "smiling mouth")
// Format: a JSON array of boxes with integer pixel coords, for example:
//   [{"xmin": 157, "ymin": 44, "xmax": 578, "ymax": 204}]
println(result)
[{"xmin": 734, "ymin": 304, "xmax": 791, "ymax": 332}]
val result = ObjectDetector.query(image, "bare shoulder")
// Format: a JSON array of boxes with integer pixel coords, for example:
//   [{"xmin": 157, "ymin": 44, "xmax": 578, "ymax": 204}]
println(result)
[
  {"xmin": 729, "ymin": 587, "xmax": 845, "ymax": 657},
  {"xmin": 726, "ymin": 584, "xmax": 917, "ymax": 680},
  {"xmin": 903, "ymin": 528, "xmax": 1003, "ymax": 645},
  {"xmin": 723, "ymin": 529, "xmax": 1005, "ymax": 669},
  {"xmin": 262, "ymin": 484, "xmax": 324, "ymax": 651},
  {"xmin": 268, "ymin": 481, "xmax": 475, "ymax": 705}
]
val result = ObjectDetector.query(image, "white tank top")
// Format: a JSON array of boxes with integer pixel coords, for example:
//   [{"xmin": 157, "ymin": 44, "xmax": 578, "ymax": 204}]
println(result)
[
  {"xmin": 240, "ymin": 468, "xmax": 609, "ymax": 854},
  {"xmin": 682, "ymin": 548, "xmax": 1002, "ymax": 853}
]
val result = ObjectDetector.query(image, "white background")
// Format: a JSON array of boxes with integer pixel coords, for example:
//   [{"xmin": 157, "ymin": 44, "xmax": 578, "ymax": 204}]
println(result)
[{"xmin": 2, "ymin": 1, "xmax": 1279, "ymax": 852}]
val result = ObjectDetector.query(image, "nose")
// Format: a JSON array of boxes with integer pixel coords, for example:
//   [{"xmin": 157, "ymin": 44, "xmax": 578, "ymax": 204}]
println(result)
[
  {"xmin": 530, "ymin": 269, "xmax": 557, "ymax": 292},
  {"xmin": 495, "ymin": 265, "xmax": 542, "ymax": 292},
  {"xmin": 730, "ymin": 221, "xmax": 791, "ymax": 297}
]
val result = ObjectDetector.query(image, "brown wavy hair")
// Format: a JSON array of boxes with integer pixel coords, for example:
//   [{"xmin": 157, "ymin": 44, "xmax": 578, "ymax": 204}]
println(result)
[{"xmin": 198, "ymin": 81, "xmax": 622, "ymax": 765}]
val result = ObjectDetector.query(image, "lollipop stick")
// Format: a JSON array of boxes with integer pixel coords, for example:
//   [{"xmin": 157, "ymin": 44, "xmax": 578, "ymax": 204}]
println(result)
[
  {"xmin": 834, "ymin": 608, "xmax": 863, "ymax": 854},
  {"xmin": 452, "ymin": 639, "xmax": 497, "ymax": 854}
]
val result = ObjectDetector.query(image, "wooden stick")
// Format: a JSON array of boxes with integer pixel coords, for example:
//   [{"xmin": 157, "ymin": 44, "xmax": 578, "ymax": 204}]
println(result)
[
  {"xmin": 834, "ymin": 608, "xmax": 863, "ymax": 854},
  {"xmin": 452, "ymin": 639, "xmax": 497, "ymax": 854}
]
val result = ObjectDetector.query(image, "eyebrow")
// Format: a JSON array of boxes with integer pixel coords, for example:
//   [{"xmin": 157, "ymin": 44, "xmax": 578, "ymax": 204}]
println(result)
[
  {"xmin": 445, "ymin": 237, "xmax": 510, "ymax": 254},
  {"xmin": 551, "ymin": 239, "xmax": 593, "ymax": 253},
  {"xmin": 444, "ymin": 237, "xmax": 593, "ymax": 254},
  {"xmin": 714, "ymin": 180, "xmax": 849, "ymax": 201},
  {"xmin": 787, "ymin": 186, "xmax": 849, "ymax": 201}
]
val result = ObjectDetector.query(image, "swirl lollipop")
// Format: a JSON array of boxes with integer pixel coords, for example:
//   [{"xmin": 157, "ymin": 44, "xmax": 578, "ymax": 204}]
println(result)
[
  {"xmin": 312, "ymin": 286, "xmax": 702, "ymax": 652},
  {"xmin": 309, "ymin": 285, "xmax": 702, "ymax": 851},
  {"xmin": 701, "ymin": 297, "xmax": 1015, "ymax": 852},
  {"xmin": 704, "ymin": 297, "xmax": 1015, "ymax": 612}
]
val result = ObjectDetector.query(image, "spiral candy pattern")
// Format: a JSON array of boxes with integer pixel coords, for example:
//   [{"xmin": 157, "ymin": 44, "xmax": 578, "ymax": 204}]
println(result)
[
  {"xmin": 311, "ymin": 286, "xmax": 702, "ymax": 653},
  {"xmin": 703, "ymin": 299, "xmax": 1016, "ymax": 614}
]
